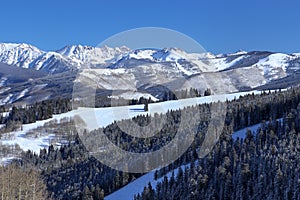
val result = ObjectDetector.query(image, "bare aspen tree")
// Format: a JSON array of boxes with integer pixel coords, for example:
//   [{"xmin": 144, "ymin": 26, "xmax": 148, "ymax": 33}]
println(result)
[{"xmin": 0, "ymin": 164, "xmax": 49, "ymax": 200}]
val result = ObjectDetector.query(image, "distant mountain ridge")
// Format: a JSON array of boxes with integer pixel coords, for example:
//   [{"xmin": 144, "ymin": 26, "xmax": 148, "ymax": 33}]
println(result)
[
  {"xmin": 0, "ymin": 42, "xmax": 299, "ymax": 76},
  {"xmin": 0, "ymin": 42, "xmax": 300, "ymax": 105}
]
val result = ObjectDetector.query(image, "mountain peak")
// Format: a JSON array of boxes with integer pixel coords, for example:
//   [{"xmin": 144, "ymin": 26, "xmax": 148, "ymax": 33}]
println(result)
[
  {"xmin": 0, "ymin": 42, "xmax": 43, "ymax": 52},
  {"xmin": 57, "ymin": 44, "xmax": 131, "ymax": 65},
  {"xmin": 0, "ymin": 42, "xmax": 44, "ymax": 68},
  {"xmin": 0, "ymin": 43, "xmax": 19, "ymax": 52}
]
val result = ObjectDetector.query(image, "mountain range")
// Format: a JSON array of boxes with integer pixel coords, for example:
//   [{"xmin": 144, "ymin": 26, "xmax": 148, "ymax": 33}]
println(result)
[{"xmin": 0, "ymin": 42, "xmax": 300, "ymax": 105}]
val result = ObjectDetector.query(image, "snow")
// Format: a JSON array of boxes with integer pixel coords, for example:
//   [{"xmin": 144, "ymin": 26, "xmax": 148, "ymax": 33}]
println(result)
[
  {"xmin": 105, "ymin": 171, "xmax": 155, "ymax": 200},
  {"xmin": 16, "ymin": 88, "xmax": 29, "ymax": 100},
  {"xmin": 0, "ymin": 43, "xmax": 44, "ymax": 69},
  {"xmin": 76, "ymin": 68, "xmax": 136, "ymax": 91},
  {"xmin": 257, "ymin": 53, "xmax": 291, "ymax": 71},
  {"xmin": 0, "ymin": 77, "xmax": 7, "ymax": 87},
  {"xmin": 232, "ymin": 124, "xmax": 262, "ymax": 140},
  {"xmin": 113, "ymin": 91, "xmax": 159, "ymax": 101},
  {"xmin": 0, "ymin": 93, "xmax": 13, "ymax": 105},
  {"xmin": 292, "ymin": 53, "xmax": 300, "ymax": 57},
  {"xmin": 0, "ymin": 43, "xmax": 20, "ymax": 53},
  {"xmin": 94, "ymin": 68, "xmax": 126, "ymax": 76},
  {"xmin": 1, "ymin": 112, "xmax": 9, "ymax": 117},
  {"xmin": 128, "ymin": 49, "xmax": 156, "ymax": 60},
  {"xmin": 0, "ymin": 157, "xmax": 16, "ymax": 166},
  {"xmin": 147, "ymin": 48, "xmax": 212, "ymax": 73},
  {"xmin": 76, "ymin": 91, "xmax": 263, "ymax": 131},
  {"xmin": 232, "ymin": 118, "xmax": 283, "ymax": 140},
  {"xmin": 0, "ymin": 111, "xmax": 76, "ymax": 155},
  {"xmin": 228, "ymin": 50, "xmax": 248, "ymax": 56},
  {"xmin": 152, "ymin": 48, "xmax": 183, "ymax": 62},
  {"xmin": 0, "ymin": 87, "xmax": 10, "ymax": 95},
  {"xmin": 2, "ymin": 133, "xmax": 55, "ymax": 154},
  {"xmin": 175, "ymin": 61, "xmax": 193, "ymax": 76},
  {"xmin": 255, "ymin": 53, "xmax": 296, "ymax": 81},
  {"xmin": 32, "ymin": 83, "xmax": 48, "ymax": 91},
  {"xmin": 57, "ymin": 45, "xmax": 131, "ymax": 64},
  {"xmin": 32, "ymin": 52, "xmax": 64, "ymax": 70},
  {"xmin": 0, "ymin": 43, "xmax": 129, "ymax": 72},
  {"xmin": 210, "ymin": 55, "xmax": 247, "ymax": 71},
  {"xmin": 105, "ymin": 164, "xmax": 189, "ymax": 200}
]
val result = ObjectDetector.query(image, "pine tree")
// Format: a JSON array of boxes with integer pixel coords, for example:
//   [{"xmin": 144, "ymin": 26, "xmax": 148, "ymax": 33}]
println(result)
[{"xmin": 144, "ymin": 101, "xmax": 149, "ymax": 112}]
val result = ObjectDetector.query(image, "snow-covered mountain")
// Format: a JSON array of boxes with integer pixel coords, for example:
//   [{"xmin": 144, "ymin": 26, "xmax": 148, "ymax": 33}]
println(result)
[
  {"xmin": 0, "ymin": 42, "xmax": 299, "ymax": 78},
  {"xmin": 0, "ymin": 43, "xmax": 44, "ymax": 69},
  {"xmin": 0, "ymin": 42, "xmax": 300, "ymax": 105},
  {"xmin": 0, "ymin": 43, "xmax": 131, "ymax": 73},
  {"xmin": 57, "ymin": 45, "xmax": 130, "ymax": 65}
]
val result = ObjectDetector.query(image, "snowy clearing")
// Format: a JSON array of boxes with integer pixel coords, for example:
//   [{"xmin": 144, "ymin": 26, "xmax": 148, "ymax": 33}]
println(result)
[{"xmin": 232, "ymin": 118, "xmax": 283, "ymax": 140}]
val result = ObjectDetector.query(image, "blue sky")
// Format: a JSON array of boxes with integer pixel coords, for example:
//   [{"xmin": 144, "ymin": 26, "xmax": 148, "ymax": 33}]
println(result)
[{"xmin": 1, "ymin": 0, "xmax": 300, "ymax": 53}]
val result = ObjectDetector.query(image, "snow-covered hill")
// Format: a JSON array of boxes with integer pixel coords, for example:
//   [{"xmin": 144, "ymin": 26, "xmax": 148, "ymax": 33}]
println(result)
[{"xmin": 0, "ymin": 90, "xmax": 262, "ymax": 165}]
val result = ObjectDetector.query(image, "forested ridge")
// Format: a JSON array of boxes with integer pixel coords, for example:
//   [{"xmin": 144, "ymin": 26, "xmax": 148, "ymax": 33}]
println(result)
[
  {"xmin": 136, "ymin": 109, "xmax": 300, "ymax": 200},
  {"xmin": 1, "ymin": 87, "xmax": 300, "ymax": 199}
]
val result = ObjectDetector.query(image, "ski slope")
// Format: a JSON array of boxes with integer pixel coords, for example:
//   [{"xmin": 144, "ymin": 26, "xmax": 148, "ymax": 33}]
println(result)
[
  {"xmin": 75, "ymin": 90, "xmax": 263, "ymax": 131},
  {"xmin": 0, "ymin": 90, "xmax": 264, "ymax": 163},
  {"xmin": 105, "ymin": 165, "xmax": 189, "ymax": 200},
  {"xmin": 232, "ymin": 118, "xmax": 283, "ymax": 140}
]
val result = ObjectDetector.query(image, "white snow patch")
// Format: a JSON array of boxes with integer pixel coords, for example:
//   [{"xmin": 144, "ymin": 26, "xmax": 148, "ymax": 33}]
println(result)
[
  {"xmin": 114, "ymin": 91, "xmax": 159, "ymax": 101},
  {"xmin": 232, "ymin": 118, "xmax": 283, "ymax": 140},
  {"xmin": 0, "ymin": 111, "xmax": 76, "ymax": 155},
  {"xmin": 210, "ymin": 55, "xmax": 247, "ymax": 71},
  {"xmin": 0, "ymin": 94, "xmax": 13, "ymax": 105},
  {"xmin": 1, "ymin": 112, "xmax": 9, "ymax": 117},
  {"xmin": 175, "ymin": 61, "xmax": 193, "ymax": 76},
  {"xmin": 258, "ymin": 53, "xmax": 291, "ymax": 70},
  {"xmin": 16, "ymin": 88, "xmax": 29, "ymax": 100},
  {"xmin": 2, "ymin": 133, "xmax": 55, "ymax": 154},
  {"xmin": 227, "ymin": 50, "xmax": 248, "ymax": 56},
  {"xmin": 255, "ymin": 53, "xmax": 295, "ymax": 81},
  {"xmin": 0, "ymin": 77, "xmax": 7, "ymax": 87},
  {"xmin": 0, "ymin": 87, "xmax": 10, "ymax": 95},
  {"xmin": 79, "ymin": 68, "xmax": 126, "ymax": 77},
  {"xmin": 128, "ymin": 49, "xmax": 156, "ymax": 60},
  {"xmin": 33, "ymin": 83, "xmax": 48, "ymax": 91},
  {"xmin": 105, "ymin": 164, "xmax": 189, "ymax": 200},
  {"xmin": 0, "ymin": 157, "xmax": 16, "ymax": 166}
]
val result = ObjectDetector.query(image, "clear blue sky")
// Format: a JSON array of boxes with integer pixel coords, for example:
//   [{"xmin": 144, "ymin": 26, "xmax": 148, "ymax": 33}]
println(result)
[{"xmin": 1, "ymin": 0, "xmax": 300, "ymax": 53}]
